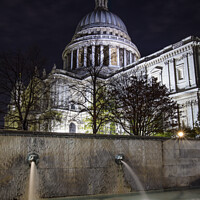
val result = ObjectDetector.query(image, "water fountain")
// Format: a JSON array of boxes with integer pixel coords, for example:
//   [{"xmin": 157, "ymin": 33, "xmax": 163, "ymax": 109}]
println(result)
[
  {"xmin": 115, "ymin": 154, "xmax": 149, "ymax": 200},
  {"xmin": 27, "ymin": 153, "xmax": 39, "ymax": 200}
]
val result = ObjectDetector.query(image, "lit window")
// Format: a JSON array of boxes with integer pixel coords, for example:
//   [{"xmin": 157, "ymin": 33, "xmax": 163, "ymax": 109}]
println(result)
[
  {"xmin": 78, "ymin": 48, "xmax": 84, "ymax": 67},
  {"xmin": 111, "ymin": 47, "xmax": 117, "ymax": 66},
  {"xmin": 119, "ymin": 48, "xmax": 124, "ymax": 67}
]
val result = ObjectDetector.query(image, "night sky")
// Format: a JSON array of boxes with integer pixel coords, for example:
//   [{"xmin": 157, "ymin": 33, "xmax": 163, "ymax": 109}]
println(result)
[{"xmin": 0, "ymin": 0, "xmax": 200, "ymax": 72}]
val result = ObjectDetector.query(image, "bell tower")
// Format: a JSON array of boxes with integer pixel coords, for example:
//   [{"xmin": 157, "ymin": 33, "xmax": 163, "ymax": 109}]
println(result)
[{"xmin": 95, "ymin": 0, "xmax": 108, "ymax": 10}]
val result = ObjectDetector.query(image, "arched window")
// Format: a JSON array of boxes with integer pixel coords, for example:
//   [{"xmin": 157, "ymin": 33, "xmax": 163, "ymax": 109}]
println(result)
[{"xmin": 69, "ymin": 123, "xmax": 76, "ymax": 133}]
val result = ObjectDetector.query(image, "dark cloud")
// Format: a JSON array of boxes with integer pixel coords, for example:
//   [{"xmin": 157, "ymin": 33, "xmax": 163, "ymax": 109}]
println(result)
[{"xmin": 0, "ymin": 0, "xmax": 199, "ymax": 69}]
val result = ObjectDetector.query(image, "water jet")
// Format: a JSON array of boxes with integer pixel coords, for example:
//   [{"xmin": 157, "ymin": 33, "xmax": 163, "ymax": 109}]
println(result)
[{"xmin": 27, "ymin": 153, "xmax": 39, "ymax": 200}]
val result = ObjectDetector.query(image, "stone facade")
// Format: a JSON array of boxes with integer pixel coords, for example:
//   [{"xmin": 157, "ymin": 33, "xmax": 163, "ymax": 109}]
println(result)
[
  {"xmin": 0, "ymin": 131, "xmax": 200, "ymax": 199},
  {"xmin": 5, "ymin": 0, "xmax": 200, "ymax": 133},
  {"xmin": 124, "ymin": 36, "xmax": 200, "ymax": 128},
  {"xmin": 45, "ymin": 0, "xmax": 200, "ymax": 133},
  {"xmin": 62, "ymin": 0, "xmax": 140, "ymax": 71},
  {"xmin": 163, "ymin": 139, "xmax": 200, "ymax": 188},
  {"xmin": 42, "ymin": 37, "xmax": 200, "ymax": 133}
]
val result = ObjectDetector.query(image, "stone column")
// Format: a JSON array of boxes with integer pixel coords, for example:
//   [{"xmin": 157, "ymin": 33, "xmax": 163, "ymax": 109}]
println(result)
[
  {"xmin": 109, "ymin": 46, "xmax": 111, "ymax": 66},
  {"xmin": 189, "ymin": 101, "xmax": 194, "ymax": 127},
  {"xmin": 163, "ymin": 61, "xmax": 170, "ymax": 90},
  {"xmin": 193, "ymin": 100, "xmax": 199, "ymax": 125},
  {"xmin": 117, "ymin": 47, "xmax": 120, "ymax": 67},
  {"xmin": 84, "ymin": 47, "xmax": 87, "ymax": 67},
  {"xmin": 130, "ymin": 52, "xmax": 133, "ymax": 64},
  {"xmin": 124, "ymin": 49, "xmax": 127, "ymax": 66},
  {"xmin": 71, "ymin": 50, "xmax": 73, "ymax": 70},
  {"xmin": 92, "ymin": 46, "xmax": 95, "ymax": 67},
  {"xmin": 188, "ymin": 51, "xmax": 197, "ymax": 87},
  {"xmin": 76, "ymin": 48, "xmax": 79, "ymax": 69},
  {"xmin": 169, "ymin": 58, "xmax": 176, "ymax": 92},
  {"xmin": 182, "ymin": 53, "xmax": 190, "ymax": 88},
  {"xmin": 100, "ymin": 45, "xmax": 104, "ymax": 66}
]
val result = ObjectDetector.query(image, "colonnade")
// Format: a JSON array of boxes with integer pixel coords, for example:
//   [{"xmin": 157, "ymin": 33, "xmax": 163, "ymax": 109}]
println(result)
[{"xmin": 64, "ymin": 45, "xmax": 137, "ymax": 70}]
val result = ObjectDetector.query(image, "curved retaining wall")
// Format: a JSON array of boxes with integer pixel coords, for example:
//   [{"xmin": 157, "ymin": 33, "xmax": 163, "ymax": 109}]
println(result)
[{"xmin": 0, "ymin": 130, "xmax": 200, "ymax": 200}]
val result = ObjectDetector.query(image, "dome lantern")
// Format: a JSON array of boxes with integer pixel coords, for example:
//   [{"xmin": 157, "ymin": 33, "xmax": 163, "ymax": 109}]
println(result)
[{"xmin": 95, "ymin": 0, "xmax": 108, "ymax": 10}]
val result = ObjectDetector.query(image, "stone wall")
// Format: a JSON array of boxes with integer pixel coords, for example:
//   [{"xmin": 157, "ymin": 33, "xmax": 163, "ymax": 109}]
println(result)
[
  {"xmin": 0, "ymin": 131, "xmax": 200, "ymax": 200},
  {"xmin": 163, "ymin": 139, "xmax": 200, "ymax": 188}
]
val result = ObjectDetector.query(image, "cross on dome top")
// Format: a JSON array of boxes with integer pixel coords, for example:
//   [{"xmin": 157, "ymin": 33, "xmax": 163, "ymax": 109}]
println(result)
[{"xmin": 95, "ymin": 0, "xmax": 108, "ymax": 10}]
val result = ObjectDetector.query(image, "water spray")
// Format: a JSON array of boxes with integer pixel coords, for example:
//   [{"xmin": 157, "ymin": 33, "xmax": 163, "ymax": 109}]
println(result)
[{"xmin": 27, "ymin": 153, "xmax": 39, "ymax": 200}]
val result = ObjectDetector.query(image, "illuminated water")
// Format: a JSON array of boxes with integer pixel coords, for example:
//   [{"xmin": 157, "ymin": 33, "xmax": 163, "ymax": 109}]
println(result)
[
  {"xmin": 28, "ymin": 162, "xmax": 38, "ymax": 200},
  {"xmin": 44, "ymin": 188, "xmax": 200, "ymax": 200},
  {"xmin": 121, "ymin": 161, "xmax": 149, "ymax": 200}
]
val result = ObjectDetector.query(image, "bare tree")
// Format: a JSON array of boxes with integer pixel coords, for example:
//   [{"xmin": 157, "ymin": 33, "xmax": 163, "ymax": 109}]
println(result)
[
  {"xmin": 0, "ymin": 47, "xmax": 47, "ymax": 130},
  {"xmin": 107, "ymin": 70, "xmax": 178, "ymax": 136},
  {"xmin": 70, "ymin": 64, "xmax": 110, "ymax": 134},
  {"xmin": 69, "ymin": 43, "xmax": 113, "ymax": 134}
]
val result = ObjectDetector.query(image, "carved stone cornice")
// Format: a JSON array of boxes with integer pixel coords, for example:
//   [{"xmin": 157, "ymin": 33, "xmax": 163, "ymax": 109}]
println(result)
[
  {"xmin": 128, "ymin": 42, "xmax": 194, "ymax": 69},
  {"xmin": 172, "ymin": 41, "xmax": 183, "ymax": 49}
]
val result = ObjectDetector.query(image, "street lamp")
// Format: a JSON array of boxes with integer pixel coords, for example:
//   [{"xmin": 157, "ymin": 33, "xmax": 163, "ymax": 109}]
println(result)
[{"xmin": 177, "ymin": 131, "xmax": 184, "ymax": 138}]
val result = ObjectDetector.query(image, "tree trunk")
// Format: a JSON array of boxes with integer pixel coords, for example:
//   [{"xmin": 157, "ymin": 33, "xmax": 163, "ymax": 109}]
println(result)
[{"xmin": 22, "ymin": 121, "xmax": 28, "ymax": 130}]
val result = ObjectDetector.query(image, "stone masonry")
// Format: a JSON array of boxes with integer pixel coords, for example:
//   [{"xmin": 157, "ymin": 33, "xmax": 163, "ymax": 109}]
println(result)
[{"xmin": 0, "ymin": 130, "xmax": 200, "ymax": 199}]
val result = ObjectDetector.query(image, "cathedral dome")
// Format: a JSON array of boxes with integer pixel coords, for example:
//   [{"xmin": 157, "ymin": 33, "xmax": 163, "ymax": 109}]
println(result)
[
  {"xmin": 62, "ymin": 0, "xmax": 141, "ymax": 72},
  {"xmin": 75, "ymin": 9, "xmax": 128, "ymax": 34}
]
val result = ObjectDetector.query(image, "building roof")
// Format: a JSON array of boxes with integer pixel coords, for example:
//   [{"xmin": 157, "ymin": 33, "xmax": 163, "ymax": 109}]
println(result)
[{"xmin": 75, "ymin": 8, "xmax": 128, "ymax": 34}]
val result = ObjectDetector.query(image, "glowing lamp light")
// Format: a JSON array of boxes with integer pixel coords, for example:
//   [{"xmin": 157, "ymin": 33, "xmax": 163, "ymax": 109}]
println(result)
[{"xmin": 177, "ymin": 131, "xmax": 184, "ymax": 138}]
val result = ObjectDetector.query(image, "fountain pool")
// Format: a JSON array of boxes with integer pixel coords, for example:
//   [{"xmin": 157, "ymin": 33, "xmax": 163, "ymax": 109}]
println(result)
[{"xmin": 44, "ymin": 188, "xmax": 200, "ymax": 200}]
